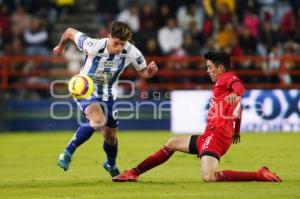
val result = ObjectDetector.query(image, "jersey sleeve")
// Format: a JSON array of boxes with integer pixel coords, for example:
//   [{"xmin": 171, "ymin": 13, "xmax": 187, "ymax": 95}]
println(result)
[
  {"xmin": 74, "ymin": 32, "xmax": 100, "ymax": 55},
  {"xmin": 224, "ymin": 74, "xmax": 245, "ymax": 96},
  {"xmin": 129, "ymin": 44, "xmax": 147, "ymax": 71}
]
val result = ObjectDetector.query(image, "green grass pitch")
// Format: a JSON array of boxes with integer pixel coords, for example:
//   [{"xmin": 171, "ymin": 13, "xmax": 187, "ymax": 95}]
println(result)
[{"xmin": 0, "ymin": 131, "xmax": 300, "ymax": 199}]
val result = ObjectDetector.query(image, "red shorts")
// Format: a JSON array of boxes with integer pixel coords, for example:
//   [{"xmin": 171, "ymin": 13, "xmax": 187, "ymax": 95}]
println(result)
[{"xmin": 194, "ymin": 129, "xmax": 232, "ymax": 160}]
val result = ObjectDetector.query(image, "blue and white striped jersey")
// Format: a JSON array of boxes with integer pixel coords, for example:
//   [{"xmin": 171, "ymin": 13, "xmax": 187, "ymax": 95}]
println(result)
[{"xmin": 74, "ymin": 32, "xmax": 147, "ymax": 100}]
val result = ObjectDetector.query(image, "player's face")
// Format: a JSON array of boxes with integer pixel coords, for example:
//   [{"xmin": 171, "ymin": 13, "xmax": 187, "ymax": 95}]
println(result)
[
  {"xmin": 108, "ymin": 35, "xmax": 126, "ymax": 54},
  {"xmin": 206, "ymin": 60, "xmax": 223, "ymax": 82}
]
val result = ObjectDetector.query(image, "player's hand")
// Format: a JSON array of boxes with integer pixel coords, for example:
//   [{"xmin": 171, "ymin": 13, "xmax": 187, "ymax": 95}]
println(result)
[
  {"xmin": 232, "ymin": 134, "xmax": 240, "ymax": 144},
  {"xmin": 147, "ymin": 61, "xmax": 158, "ymax": 76},
  {"xmin": 225, "ymin": 93, "xmax": 239, "ymax": 105},
  {"xmin": 53, "ymin": 45, "xmax": 64, "ymax": 56}
]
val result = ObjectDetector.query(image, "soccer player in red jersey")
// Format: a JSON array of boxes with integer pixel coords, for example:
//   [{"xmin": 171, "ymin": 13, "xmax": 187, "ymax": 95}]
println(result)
[{"xmin": 113, "ymin": 51, "xmax": 282, "ymax": 183}]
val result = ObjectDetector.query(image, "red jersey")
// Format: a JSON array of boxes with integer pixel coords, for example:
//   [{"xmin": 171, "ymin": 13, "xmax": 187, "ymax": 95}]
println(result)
[{"xmin": 205, "ymin": 72, "xmax": 245, "ymax": 137}]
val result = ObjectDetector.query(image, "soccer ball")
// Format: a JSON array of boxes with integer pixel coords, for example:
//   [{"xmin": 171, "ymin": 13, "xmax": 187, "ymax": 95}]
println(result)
[{"xmin": 68, "ymin": 74, "xmax": 94, "ymax": 99}]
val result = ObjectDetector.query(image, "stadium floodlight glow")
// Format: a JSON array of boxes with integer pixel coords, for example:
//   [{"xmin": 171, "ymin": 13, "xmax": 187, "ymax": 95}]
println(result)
[{"xmin": 76, "ymin": 101, "xmax": 109, "ymax": 127}]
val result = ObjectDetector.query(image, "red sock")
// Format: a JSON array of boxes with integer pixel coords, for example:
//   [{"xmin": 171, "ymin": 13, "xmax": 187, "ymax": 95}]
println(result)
[
  {"xmin": 134, "ymin": 146, "xmax": 174, "ymax": 175},
  {"xmin": 215, "ymin": 170, "xmax": 259, "ymax": 181}
]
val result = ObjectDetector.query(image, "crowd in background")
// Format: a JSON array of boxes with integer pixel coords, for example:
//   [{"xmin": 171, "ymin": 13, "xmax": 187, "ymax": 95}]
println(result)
[
  {"xmin": 1, "ymin": 0, "xmax": 300, "ymax": 99},
  {"xmin": 0, "ymin": 0, "xmax": 76, "ymax": 99},
  {"xmin": 97, "ymin": 0, "xmax": 300, "ymax": 85},
  {"xmin": 0, "ymin": 0, "xmax": 75, "ymax": 57}
]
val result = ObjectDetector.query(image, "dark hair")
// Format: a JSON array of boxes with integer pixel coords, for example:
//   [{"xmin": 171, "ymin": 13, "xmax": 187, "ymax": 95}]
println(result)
[
  {"xmin": 109, "ymin": 21, "xmax": 132, "ymax": 41},
  {"xmin": 204, "ymin": 51, "xmax": 231, "ymax": 70}
]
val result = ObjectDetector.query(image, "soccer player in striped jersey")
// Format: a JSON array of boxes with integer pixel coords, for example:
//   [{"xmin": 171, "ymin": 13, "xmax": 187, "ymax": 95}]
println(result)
[
  {"xmin": 113, "ymin": 51, "xmax": 282, "ymax": 182},
  {"xmin": 53, "ymin": 21, "xmax": 158, "ymax": 177}
]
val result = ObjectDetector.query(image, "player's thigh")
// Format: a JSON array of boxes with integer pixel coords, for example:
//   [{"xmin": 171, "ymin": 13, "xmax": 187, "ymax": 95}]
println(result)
[
  {"xmin": 84, "ymin": 103, "xmax": 106, "ymax": 124},
  {"xmin": 101, "ymin": 126, "xmax": 117, "ymax": 143},
  {"xmin": 201, "ymin": 155, "xmax": 219, "ymax": 182},
  {"xmin": 165, "ymin": 136, "xmax": 191, "ymax": 153}
]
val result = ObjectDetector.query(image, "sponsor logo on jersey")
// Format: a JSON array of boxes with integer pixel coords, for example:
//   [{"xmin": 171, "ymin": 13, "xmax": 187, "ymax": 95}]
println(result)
[
  {"xmin": 103, "ymin": 60, "xmax": 115, "ymax": 68},
  {"xmin": 136, "ymin": 56, "xmax": 144, "ymax": 64}
]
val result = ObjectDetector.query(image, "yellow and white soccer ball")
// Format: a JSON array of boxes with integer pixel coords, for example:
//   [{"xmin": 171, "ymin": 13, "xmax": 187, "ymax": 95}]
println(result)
[{"xmin": 68, "ymin": 74, "xmax": 94, "ymax": 99}]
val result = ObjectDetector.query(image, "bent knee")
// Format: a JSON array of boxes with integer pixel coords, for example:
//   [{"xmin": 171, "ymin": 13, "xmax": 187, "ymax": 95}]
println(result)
[
  {"xmin": 102, "ymin": 131, "xmax": 116, "ymax": 143},
  {"xmin": 104, "ymin": 135, "xmax": 116, "ymax": 144},
  {"xmin": 85, "ymin": 104, "xmax": 106, "ymax": 128},
  {"xmin": 165, "ymin": 137, "xmax": 177, "ymax": 150},
  {"xmin": 89, "ymin": 116, "xmax": 106, "ymax": 128},
  {"xmin": 202, "ymin": 174, "xmax": 217, "ymax": 182}
]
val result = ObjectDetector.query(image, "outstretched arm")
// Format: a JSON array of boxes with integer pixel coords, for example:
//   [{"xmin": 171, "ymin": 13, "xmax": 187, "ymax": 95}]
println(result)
[
  {"xmin": 138, "ymin": 61, "xmax": 158, "ymax": 79},
  {"xmin": 232, "ymin": 106, "xmax": 242, "ymax": 144},
  {"xmin": 225, "ymin": 81, "xmax": 245, "ymax": 105},
  {"xmin": 53, "ymin": 28, "xmax": 79, "ymax": 56},
  {"xmin": 224, "ymin": 80, "xmax": 245, "ymax": 144}
]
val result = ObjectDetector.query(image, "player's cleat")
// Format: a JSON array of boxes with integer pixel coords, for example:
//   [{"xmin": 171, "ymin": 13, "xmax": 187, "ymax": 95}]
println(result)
[
  {"xmin": 103, "ymin": 161, "xmax": 120, "ymax": 177},
  {"xmin": 112, "ymin": 169, "xmax": 139, "ymax": 182},
  {"xmin": 257, "ymin": 167, "xmax": 282, "ymax": 182},
  {"xmin": 58, "ymin": 150, "xmax": 72, "ymax": 171}
]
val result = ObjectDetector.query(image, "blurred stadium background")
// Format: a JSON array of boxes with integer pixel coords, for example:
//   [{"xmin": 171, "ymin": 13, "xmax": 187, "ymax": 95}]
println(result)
[{"xmin": 0, "ymin": 0, "xmax": 299, "ymax": 132}]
